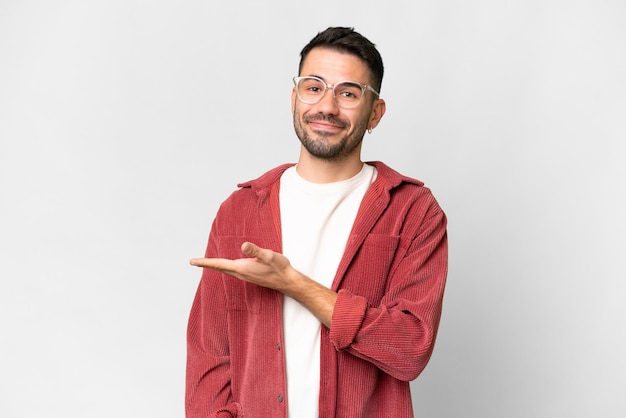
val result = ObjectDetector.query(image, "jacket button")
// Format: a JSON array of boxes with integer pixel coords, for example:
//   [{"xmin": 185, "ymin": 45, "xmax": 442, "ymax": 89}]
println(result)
[
  {"xmin": 278, "ymin": 394, "xmax": 284, "ymax": 403},
  {"xmin": 276, "ymin": 343, "xmax": 281, "ymax": 350}
]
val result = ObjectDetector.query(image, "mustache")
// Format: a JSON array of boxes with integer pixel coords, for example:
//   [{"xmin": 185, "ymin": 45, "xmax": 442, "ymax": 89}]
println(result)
[{"xmin": 303, "ymin": 113, "xmax": 348, "ymax": 128}]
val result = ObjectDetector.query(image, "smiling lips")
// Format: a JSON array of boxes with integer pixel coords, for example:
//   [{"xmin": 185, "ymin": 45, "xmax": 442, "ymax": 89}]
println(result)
[{"xmin": 305, "ymin": 115, "xmax": 347, "ymax": 133}]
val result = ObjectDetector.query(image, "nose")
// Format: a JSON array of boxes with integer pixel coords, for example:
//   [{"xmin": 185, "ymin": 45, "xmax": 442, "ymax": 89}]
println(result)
[{"xmin": 315, "ymin": 86, "xmax": 340, "ymax": 113}]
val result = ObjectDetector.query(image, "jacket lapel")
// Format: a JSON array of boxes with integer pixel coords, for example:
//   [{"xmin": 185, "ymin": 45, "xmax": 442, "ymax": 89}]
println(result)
[{"xmin": 331, "ymin": 178, "xmax": 391, "ymax": 291}]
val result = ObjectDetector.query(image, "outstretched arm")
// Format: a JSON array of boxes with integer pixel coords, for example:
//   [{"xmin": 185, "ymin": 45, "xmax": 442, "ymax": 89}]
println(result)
[{"xmin": 190, "ymin": 241, "xmax": 338, "ymax": 327}]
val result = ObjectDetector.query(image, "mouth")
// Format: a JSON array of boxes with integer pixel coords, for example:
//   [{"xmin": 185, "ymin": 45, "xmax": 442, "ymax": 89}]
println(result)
[
  {"xmin": 305, "ymin": 115, "xmax": 347, "ymax": 134},
  {"xmin": 309, "ymin": 121, "xmax": 342, "ymax": 134}
]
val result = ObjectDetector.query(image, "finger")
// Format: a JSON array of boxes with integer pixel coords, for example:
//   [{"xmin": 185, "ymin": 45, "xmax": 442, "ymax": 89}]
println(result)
[
  {"xmin": 189, "ymin": 258, "xmax": 206, "ymax": 266},
  {"xmin": 189, "ymin": 257, "xmax": 231, "ymax": 270}
]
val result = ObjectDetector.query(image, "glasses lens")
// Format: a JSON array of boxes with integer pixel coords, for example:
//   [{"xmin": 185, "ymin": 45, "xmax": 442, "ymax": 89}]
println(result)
[
  {"xmin": 295, "ymin": 77, "xmax": 366, "ymax": 108},
  {"xmin": 297, "ymin": 77, "xmax": 325, "ymax": 104},
  {"xmin": 333, "ymin": 82, "xmax": 364, "ymax": 108}
]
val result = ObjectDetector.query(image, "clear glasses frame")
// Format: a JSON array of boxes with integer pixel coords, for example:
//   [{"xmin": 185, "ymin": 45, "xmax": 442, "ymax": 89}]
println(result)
[{"xmin": 293, "ymin": 76, "xmax": 380, "ymax": 108}]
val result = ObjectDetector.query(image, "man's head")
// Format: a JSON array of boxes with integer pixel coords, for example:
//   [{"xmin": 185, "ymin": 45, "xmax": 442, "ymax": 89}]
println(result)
[{"xmin": 292, "ymin": 27, "xmax": 386, "ymax": 162}]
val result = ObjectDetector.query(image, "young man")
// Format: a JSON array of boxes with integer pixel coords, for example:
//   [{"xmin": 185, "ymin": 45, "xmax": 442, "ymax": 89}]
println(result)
[{"xmin": 186, "ymin": 27, "xmax": 448, "ymax": 418}]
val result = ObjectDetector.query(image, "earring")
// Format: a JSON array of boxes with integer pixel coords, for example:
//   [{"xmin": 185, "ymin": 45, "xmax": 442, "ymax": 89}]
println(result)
[{"xmin": 367, "ymin": 128, "xmax": 373, "ymax": 134}]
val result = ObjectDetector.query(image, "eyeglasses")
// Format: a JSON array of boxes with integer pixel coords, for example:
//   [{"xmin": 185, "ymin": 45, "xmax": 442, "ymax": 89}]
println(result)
[{"xmin": 293, "ymin": 76, "xmax": 380, "ymax": 109}]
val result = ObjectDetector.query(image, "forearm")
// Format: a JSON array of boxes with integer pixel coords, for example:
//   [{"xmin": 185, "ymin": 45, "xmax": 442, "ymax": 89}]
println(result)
[
  {"xmin": 330, "ymin": 288, "xmax": 442, "ymax": 381},
  {"xmin": 281, "ymin": 267, "xmax": 338, "ymax": 328}
]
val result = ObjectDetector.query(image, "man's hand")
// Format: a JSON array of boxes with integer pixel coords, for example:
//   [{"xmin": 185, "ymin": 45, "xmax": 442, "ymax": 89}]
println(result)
[
  {"xmin": 190, "ymin": 242, "xmax": 338, "ymax": 327},
  {"xmin": 189, "ymin": 242, "xmax": 293, "ymax": 292}
]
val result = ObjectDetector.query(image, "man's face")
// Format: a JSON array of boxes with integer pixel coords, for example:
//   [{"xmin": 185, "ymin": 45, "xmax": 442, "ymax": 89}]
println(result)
[{"xmin": 291, "ymin": 48, "xmax": 379, "ymax": 161}]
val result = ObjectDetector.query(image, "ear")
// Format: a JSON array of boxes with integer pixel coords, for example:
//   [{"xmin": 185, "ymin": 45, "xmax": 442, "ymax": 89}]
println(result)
[{"xmin": 367, "ymin": 99, "xmax": 386, "ymax": 130}]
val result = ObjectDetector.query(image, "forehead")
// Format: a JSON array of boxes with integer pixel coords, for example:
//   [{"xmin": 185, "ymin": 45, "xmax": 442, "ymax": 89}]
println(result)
[{"xmin": 300, "ymin": 47, "xmax": 371, "ymax": 83}]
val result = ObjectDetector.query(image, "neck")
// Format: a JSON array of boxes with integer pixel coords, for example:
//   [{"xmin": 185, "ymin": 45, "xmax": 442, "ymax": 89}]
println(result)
[{"xmin": 295, "ymin": 149, "xmax": 364, "ymax": 183}]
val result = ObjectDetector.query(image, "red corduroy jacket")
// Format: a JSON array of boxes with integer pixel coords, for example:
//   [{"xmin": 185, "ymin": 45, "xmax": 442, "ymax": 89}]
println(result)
[{"xmin": 186, "ymin": 161, "xmax": 448, "ymax": 418}]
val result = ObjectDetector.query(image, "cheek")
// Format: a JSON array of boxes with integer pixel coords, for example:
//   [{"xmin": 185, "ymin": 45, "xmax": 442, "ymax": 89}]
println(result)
[
  {"xmin": 351, "ymin": 112, "xmax": 370, "ymax": 131},
  {"xmin": 292, "ymin": 100, "xmax": 306, "ymax": 119}
]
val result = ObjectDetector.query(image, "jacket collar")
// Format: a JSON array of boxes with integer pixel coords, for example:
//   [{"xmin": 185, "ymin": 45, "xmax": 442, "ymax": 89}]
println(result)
[{"xmin": 237, "ymin": 161, "xmax": 424, "ymax": 196}]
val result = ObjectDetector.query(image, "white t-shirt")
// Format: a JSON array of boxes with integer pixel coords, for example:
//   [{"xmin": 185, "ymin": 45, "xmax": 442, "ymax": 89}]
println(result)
[{"xmin": 279, "ymin": 163, "xmax": 377, "ymax": 418}]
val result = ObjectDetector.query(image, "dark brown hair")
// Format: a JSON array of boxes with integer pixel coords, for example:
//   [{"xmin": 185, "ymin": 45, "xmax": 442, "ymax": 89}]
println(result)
[{"xmin": 298, "ymin": 27, "xmax": 384, "ymax": 92}]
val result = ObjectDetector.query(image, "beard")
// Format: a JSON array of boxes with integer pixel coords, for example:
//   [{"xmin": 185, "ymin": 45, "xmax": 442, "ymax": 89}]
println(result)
[{"xmin": 293, "ymin": 109, "xmax": 368, "ymax": 161}]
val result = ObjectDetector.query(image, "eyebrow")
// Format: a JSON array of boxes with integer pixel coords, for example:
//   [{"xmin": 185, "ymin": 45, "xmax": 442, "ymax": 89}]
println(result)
[
  {"xmin": 304, "ymin": 74, "xmax": 367, "ymax": 86},
  {"xmin": 306, "ymin": 74, "xmax": 326, "ymax": 81}
]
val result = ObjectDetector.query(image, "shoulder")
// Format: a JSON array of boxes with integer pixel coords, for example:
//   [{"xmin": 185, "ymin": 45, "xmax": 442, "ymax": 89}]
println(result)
[
  {"xmin": 368, "ymin": 161, "xmax": 445, "ymax": 216},
  {"xmin": 236, "ymin": 163, "xmax": 295, "ymax": 190},
  {"xmin": 216, "ymin": 163, "xmax": 293, "ymax": 211},
  {"xmin": 367, "ymin": 161, "xmax": 424, "ymax": 187}
]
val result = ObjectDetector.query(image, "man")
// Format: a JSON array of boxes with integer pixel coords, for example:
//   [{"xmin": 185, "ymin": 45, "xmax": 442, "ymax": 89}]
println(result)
[{"xmin": 186, "ymin": 27, "xmax": 448, "ymax": 418}]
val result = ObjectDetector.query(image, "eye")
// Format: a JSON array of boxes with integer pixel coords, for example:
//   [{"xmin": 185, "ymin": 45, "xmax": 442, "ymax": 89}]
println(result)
[
  {"xmin": 299, "ymin": 78, "xmax": 325, "ymax": 95},
  {"xmin": 335, "ymin": 83, "xmax": 362, "ymax": 101},
  {"xmin": 339, "ymin": 90, "xmax": 358, "ymax": 99}
]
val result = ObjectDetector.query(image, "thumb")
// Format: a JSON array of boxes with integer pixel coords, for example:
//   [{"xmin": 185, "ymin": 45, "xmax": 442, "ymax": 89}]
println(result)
[
  {"xmin": 241, "ymin": 241, "xmax": 260, "ymax": 257},
  {"xmin": 241, "ymin": 242, "xmax": 280, "ymax": 266}
]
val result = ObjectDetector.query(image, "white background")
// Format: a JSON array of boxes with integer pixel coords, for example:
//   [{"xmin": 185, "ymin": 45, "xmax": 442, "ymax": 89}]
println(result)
[{"xmin": 1, "ymin": 1, "xmax": 624, "ymax": 417}]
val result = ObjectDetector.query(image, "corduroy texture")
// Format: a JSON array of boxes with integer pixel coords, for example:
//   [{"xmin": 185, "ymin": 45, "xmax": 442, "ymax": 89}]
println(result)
[{"xmin": 186, "ymin": 161, "xmax": 448, "ymax": 418}]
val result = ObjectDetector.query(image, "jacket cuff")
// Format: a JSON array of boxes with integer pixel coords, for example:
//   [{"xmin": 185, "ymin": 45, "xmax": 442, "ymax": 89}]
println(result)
[{"xmin": 330, "ymin": 289, "xmax": 368, "ymax": 349}]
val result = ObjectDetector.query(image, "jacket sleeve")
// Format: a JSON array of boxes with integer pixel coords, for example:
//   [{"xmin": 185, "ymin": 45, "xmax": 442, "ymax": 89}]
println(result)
[
  {"xmin": 186, "ymin": 221, "xmax": 241, "ymax": 418},
  {"xmin": 329, "ymin": 197, "xmax": 448, "ymax": 382}
]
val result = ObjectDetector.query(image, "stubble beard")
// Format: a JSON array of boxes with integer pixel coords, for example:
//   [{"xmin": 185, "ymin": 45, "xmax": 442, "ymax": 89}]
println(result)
[{"xmin": 293, "ymin": 110, "xmax": 367, "ymax": 162}]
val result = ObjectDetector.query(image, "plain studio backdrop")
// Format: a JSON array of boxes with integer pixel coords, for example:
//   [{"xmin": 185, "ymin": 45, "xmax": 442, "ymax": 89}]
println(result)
[{"xmin": 1, "ymin": 1, "xmax": 624, "ymax": 417}]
